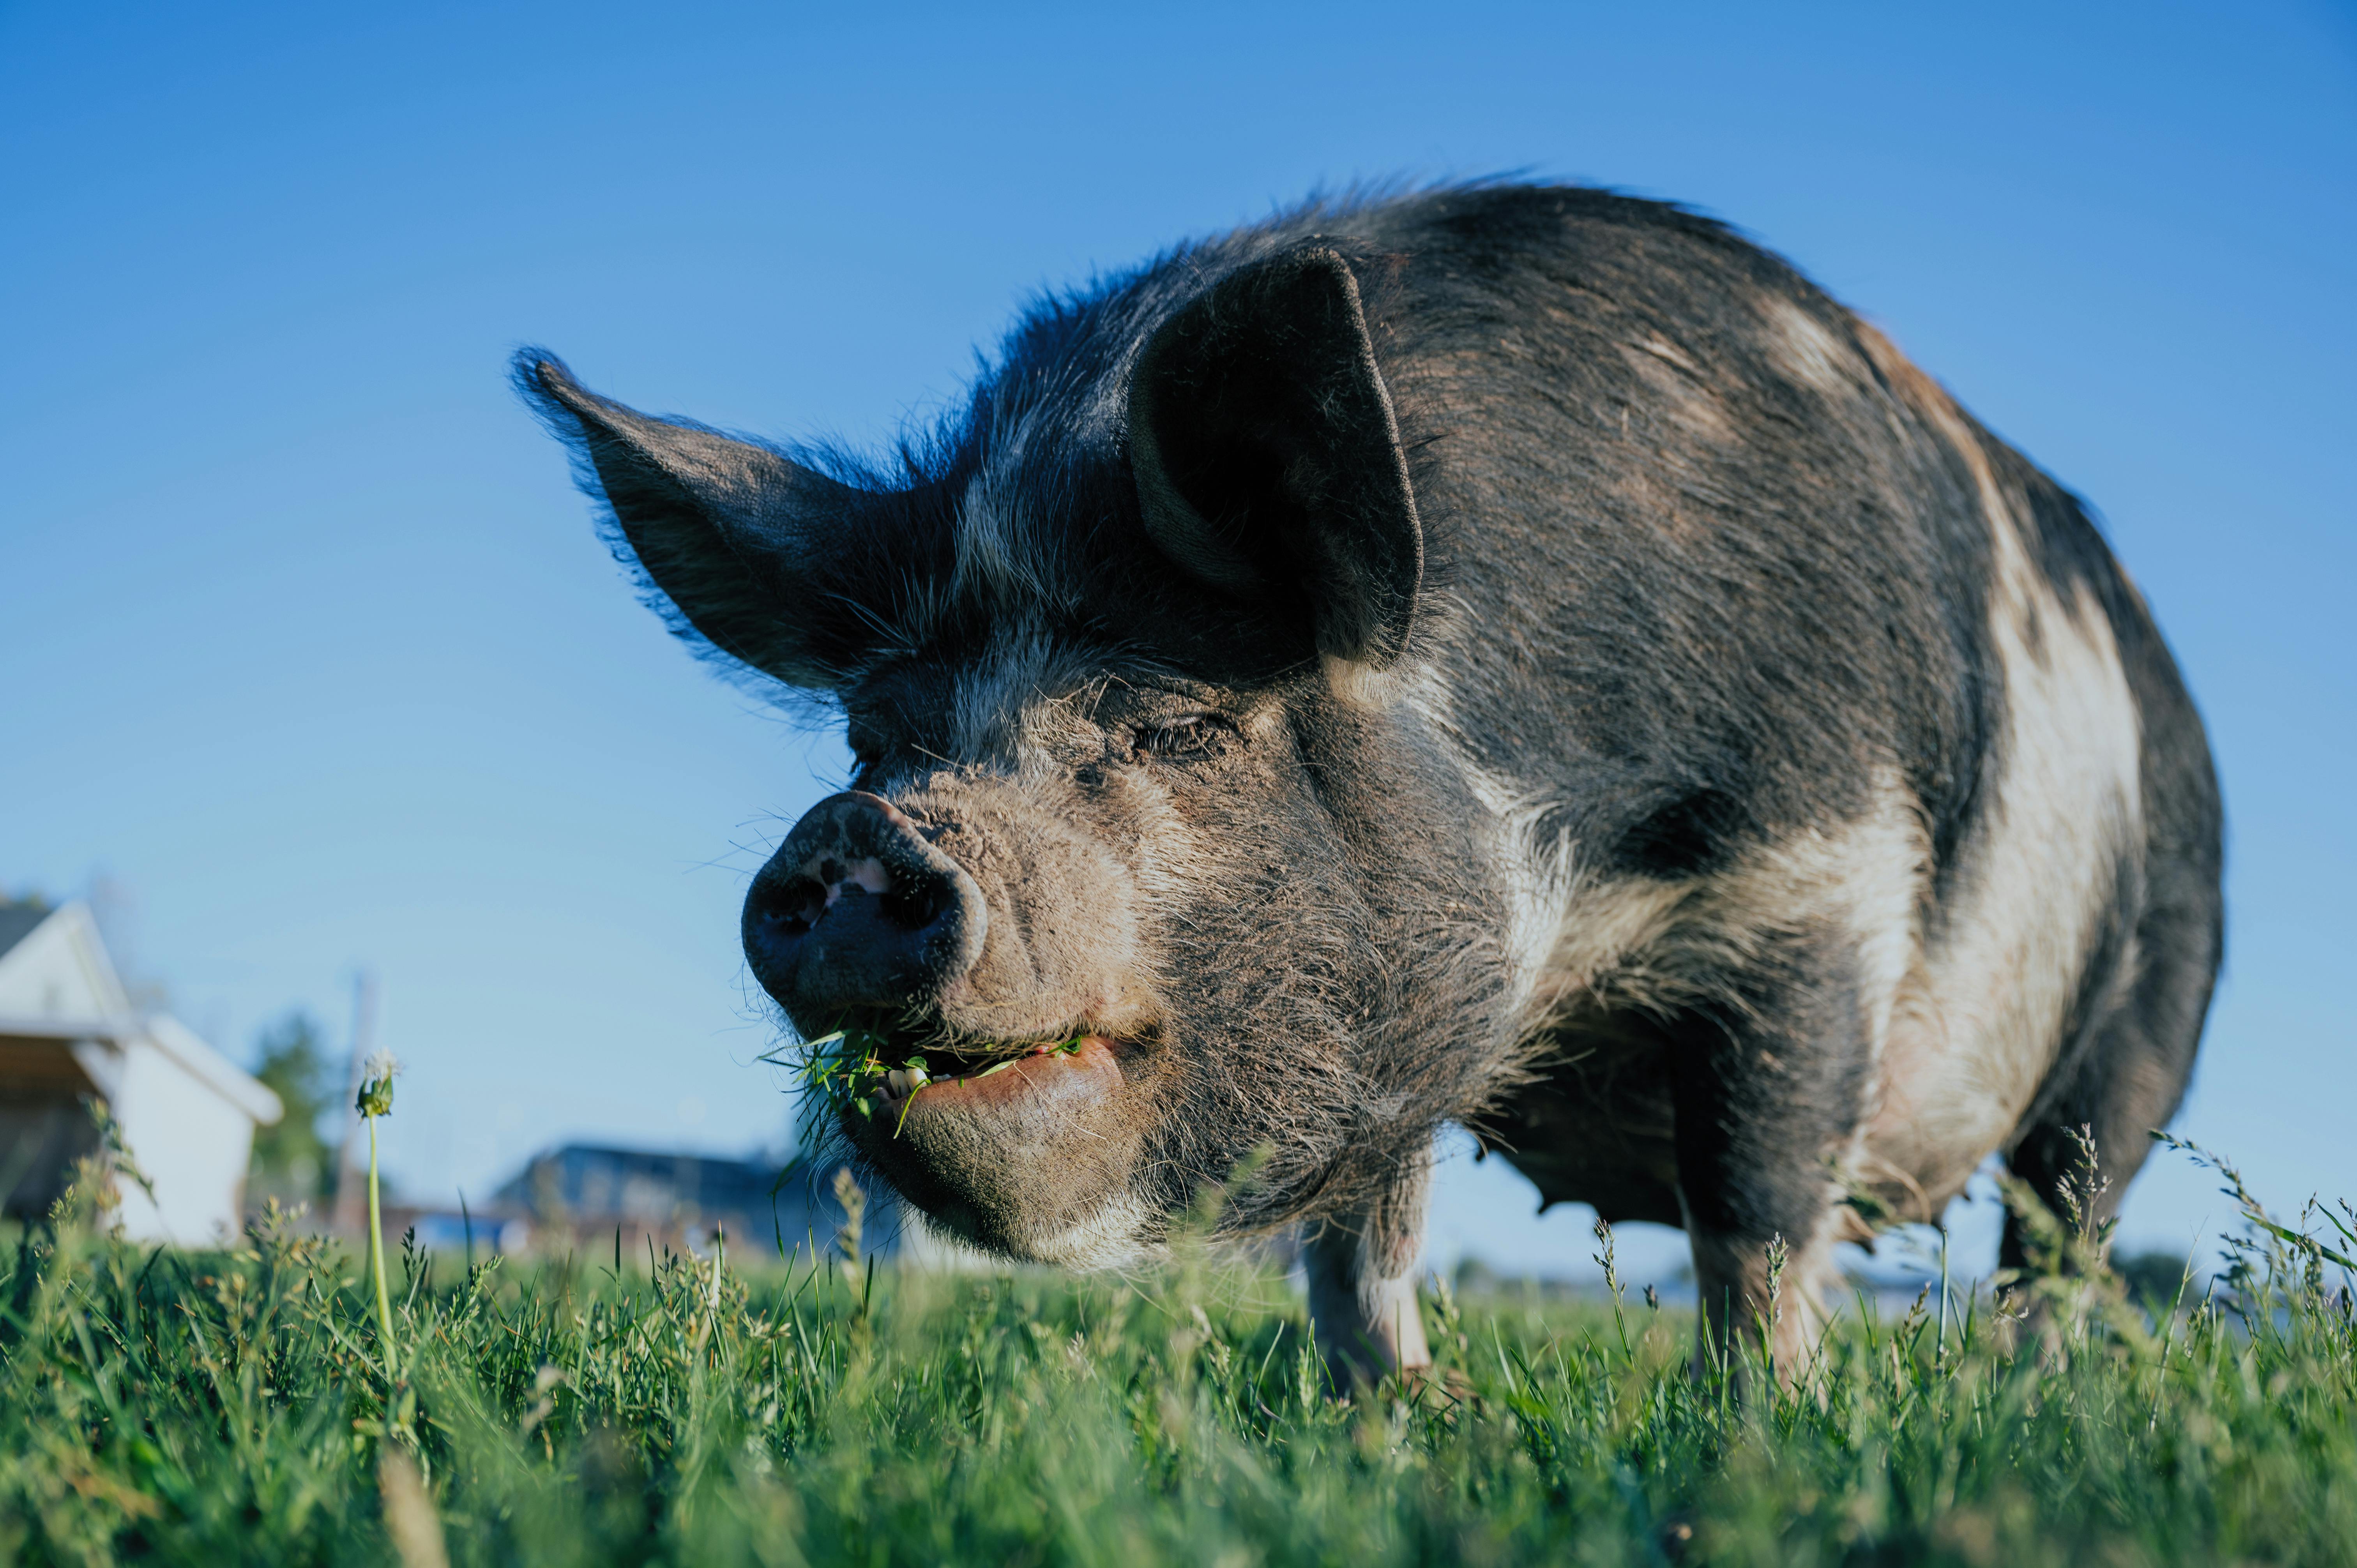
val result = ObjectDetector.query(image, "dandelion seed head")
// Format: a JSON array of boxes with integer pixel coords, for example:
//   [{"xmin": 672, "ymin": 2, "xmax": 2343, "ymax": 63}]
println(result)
[{"xmin": 357, "ymin": 1050, "xmax": 403, "ymax": 1117}]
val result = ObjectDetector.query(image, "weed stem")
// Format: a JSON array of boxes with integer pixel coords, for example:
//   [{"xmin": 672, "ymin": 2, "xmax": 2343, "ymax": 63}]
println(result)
[{"xmin": 367, "ymin": 1113, "xmax": 397, "ymax": 1386}]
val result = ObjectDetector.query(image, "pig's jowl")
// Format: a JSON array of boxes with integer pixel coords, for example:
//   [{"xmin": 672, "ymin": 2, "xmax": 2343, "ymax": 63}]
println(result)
[{"xmin": 521, "ymin": 184, "xmax": 2222, "ymax": 1384}]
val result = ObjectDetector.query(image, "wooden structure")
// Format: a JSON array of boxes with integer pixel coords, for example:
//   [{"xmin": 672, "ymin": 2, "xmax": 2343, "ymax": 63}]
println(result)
[{"xmin": 0, "ymin": 901, "xmax": 281, "ymax": 1241}]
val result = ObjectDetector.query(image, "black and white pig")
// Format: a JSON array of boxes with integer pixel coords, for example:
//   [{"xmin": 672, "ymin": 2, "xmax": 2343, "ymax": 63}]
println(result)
[{"xmin": 520, "ymin": 183, "xmax": 2221, "ymax": 1383}]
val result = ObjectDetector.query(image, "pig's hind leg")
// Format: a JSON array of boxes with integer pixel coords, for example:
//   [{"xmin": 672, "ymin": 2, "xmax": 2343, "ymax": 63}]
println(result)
[{"xmin": 2000, "ymin": 837, "xmax": 2219, "ymax": 1276}]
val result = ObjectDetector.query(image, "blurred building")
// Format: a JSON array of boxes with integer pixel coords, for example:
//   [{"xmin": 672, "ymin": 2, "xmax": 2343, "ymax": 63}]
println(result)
[
  {"xmin": 421, "ymin": 1141, "xmax": 906, "ymax": 1263},
  {"xmin": 0, "ymin": 900, "xmax": 282, "ymax": 1242}
]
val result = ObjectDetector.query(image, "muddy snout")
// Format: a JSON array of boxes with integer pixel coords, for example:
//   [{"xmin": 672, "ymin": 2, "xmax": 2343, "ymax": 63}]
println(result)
[{"xmin": 743, "ymin": 791, "xmax": 988, "ymax": 1016}]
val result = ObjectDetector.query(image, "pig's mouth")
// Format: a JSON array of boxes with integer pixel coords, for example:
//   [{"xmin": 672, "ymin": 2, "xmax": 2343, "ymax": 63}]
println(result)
[
  {"xmin": 835, "ymin": 1022, "xmax": 1147, "ymax": 1265},
  {"xmin": 873, "ymin": 1033, "xmax": 1123, "ymax": 1117},
  {"xmin": 800, "ymin": 1013, "xmax": 1129, "ymax": 1130}
]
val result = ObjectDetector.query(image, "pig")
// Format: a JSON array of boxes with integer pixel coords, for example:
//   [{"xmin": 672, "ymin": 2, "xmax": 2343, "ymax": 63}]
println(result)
[{"xmin": 519, "ymin": 182, "xmax": 2221, "ymax": 1384}]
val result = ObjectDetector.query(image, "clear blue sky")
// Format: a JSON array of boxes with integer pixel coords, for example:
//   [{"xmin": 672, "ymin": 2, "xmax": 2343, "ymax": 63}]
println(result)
[{"xmin": 4, "ymin": 1, "xmax": 2351, "ymax": 1282}]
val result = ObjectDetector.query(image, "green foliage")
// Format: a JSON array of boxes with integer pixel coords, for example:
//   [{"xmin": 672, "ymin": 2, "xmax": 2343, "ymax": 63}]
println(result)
[
  {"xmin": 763, "ymin": 1017, "xmax": 1090, "ymax": 1148},
  {"xmin": 2111, "ymin": 1249, "xmax": 2195, "ymax": 1311},
  {"xmin": 0, "ymin": 1148, "xmax": 2353, "ymax": 1566},
  {"xmin": 247, "ymin": 1013, "xmax": 341, "ymax": 1206}
]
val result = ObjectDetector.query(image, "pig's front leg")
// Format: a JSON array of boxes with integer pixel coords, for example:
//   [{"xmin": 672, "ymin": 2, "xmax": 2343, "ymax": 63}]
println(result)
[
  {"xmin": 1304, "ymin": 1158, "xmax": 1433, "ymax": 1390},
  {"xmin": 1669, "ymin": 927, "xmax": 1873, "ymax": 1386}
]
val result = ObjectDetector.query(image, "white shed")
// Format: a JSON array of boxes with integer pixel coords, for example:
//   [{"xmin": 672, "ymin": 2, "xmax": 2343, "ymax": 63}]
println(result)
[{"xmin": 0, "ymin": 901, "xmax": 282, "ymax": 1244}]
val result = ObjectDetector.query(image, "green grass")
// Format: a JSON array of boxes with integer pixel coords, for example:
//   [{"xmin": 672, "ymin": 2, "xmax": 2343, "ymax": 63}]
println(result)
[{"xmin": 2, "ymin": 1149, "xmax": 2354, "ymax": 1567}]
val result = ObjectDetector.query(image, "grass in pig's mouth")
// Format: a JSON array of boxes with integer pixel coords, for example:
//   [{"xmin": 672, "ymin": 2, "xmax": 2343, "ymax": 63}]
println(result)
[{"xmin": 760, "ymin": 1011, "xmax": 1089, "ymax": 1135}]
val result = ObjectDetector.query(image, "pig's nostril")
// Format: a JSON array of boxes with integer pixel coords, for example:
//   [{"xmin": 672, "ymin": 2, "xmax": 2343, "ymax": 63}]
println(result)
[
  {"xmin": 763, "ymin": 877, "xmax": 827, "ymax": 936},
  {"xmin": 880, "ymin": 881, "xmax": 950, "ymax": 933}
]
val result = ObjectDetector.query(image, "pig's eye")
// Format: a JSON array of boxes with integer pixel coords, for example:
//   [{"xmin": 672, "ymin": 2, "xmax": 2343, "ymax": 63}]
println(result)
[{"xmin": 1134, "ymin": 715, "xmax": 1234, "ymax": 761}]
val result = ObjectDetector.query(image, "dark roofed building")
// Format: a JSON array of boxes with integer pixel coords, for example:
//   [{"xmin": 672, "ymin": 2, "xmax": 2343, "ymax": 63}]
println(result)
[{"xmin": 487, "ymin": 1142, "xmax": 901, "ymax": 1261}]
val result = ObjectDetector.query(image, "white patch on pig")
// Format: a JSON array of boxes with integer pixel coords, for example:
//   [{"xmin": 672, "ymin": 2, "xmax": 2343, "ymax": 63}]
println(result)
[
  {"xmin": 1405, "ymin": 394, "xmax": 2140, "ymax": 1225},
  {"xmin": 1394, "ymin": 663, "xmax": 1588, "ymax": 1033},
  {"xmin": 1644, "ymin": 769, "xmax": 1925, "ymax": 1033},
  {"xmin": 1861, "ymin": 400, "xmax": 2145, "ymax": 1210},
  {"xmin": 877, "ymin": 407, "xmax": 1072, "ymax": 664},
  {"xmin": 1760, "ymin": 295, "xmax": 1855, "ymax": 397},
  {"xmin": 1634, "ymin": 333, "xmax": 1703, "ymax": 376},
  {"xmin": 954, "ymin": 463, "xmax": 1052, "ymax": 616},
  {"xmin": 803, "ymin": 857, "xmax": 891, "ymax": 906},
  {"xmin": 1396, "ymin": 655, "xmax": 1698, "ymax": 1051},
  {"xmin": 1617, "ymin": 335, "xmax": 1734, "ymax": 441},
  {"xmin": 1027, "ymin": 1189, "xmax": 1153, "ymax": 1270},
  {"xmin": 944, "ymin": 618, "xmax": 1065, "ymax": 769}
]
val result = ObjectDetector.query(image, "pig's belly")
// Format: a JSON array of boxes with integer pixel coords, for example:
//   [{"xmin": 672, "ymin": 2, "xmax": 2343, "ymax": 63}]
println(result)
[
  {"xmin": 1481, "ymin": 1007, "xmax": 1685, "ymax": 1229},
  {"xmin": 1484, "ymin": 996, "xmax": 2046, "ymax": 1232}
]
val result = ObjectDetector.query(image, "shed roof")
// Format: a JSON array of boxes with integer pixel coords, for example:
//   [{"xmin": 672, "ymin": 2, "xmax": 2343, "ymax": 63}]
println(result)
[{"xmin": 0, "ymin": 903, "xmax": 52, "ymax": 964}]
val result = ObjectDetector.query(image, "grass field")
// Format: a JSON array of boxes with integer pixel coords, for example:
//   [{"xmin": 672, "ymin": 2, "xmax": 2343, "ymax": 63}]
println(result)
[{"xmin": 2, "ymin": 1144, "xmax": 2352, "ymax": 1567}]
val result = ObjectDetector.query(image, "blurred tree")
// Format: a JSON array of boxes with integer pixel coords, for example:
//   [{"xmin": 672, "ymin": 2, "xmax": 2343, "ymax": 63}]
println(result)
[
  {"xmin": 2115, "ymin": 1249, "xmax": 2199, "ymax": 1312},
  {"xmin": 247, "ymin": 1011, "xmax": 341, "ymax": 1208}
]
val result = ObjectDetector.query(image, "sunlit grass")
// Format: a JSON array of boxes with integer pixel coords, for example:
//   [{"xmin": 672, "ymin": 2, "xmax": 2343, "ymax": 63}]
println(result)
[{"xmin": 0, "ymin": 1141, "xmax": 2352, "ymax": 1566}]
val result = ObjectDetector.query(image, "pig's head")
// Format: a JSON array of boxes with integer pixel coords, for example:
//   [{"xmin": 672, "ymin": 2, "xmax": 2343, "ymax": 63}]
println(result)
[{"xmin": 520, "ymin": 246, "xmax": 1509, "ymax": 1264}]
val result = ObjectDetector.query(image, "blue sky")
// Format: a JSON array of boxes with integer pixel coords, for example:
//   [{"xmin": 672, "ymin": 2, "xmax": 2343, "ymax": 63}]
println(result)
[{"xmin": 4, "ymin": 0, "xmax": 2351, "ymax": 1283}]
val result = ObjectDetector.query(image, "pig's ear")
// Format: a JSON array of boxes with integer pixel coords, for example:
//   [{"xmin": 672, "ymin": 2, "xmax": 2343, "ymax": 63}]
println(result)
[
  {"xmin": 516, "ymin": 352, "xmax": 858, "ymax": 689},
  {"xmin": 1128, "ymin": 248, "xmax": 1424, "ymax": 668}
]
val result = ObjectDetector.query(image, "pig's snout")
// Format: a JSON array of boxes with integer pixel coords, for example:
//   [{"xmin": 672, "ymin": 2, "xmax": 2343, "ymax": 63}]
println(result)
[{"xmin": 743, "ymin": 791, "xmax": 987, "ymax": 1015}]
